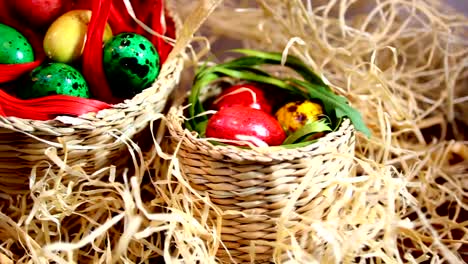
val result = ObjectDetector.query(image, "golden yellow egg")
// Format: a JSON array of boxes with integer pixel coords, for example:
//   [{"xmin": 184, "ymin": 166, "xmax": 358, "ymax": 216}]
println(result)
[
  {"xmin": 43, "ymin": 10, "xmax": 113, "ymax": 64},
  {"xmin": 275, "ymin": 100, "xmax": 323, "ymax": 134}
]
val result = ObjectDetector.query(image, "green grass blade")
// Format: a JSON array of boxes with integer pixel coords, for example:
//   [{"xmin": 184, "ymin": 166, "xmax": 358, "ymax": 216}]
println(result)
[
  {"xmin": 231, "ymin": 49, "xmax": 327, "ymax": 86},
  {"xmin": 282, "ymin": 119, "xmax": 332, "ymax": 145},
  {"xmin": 291, "ymin": 79, "xmax": 371, "ymax": 138}
]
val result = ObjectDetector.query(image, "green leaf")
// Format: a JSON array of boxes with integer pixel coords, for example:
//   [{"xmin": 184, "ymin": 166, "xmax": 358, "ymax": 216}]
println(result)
[
  {"xmin": 218, "ymin": 55, "xmax": 269, "ymax": 68},
  {"xmin": 282, "ymin": 119, "xmax": 332, "ymax": 145},
  {"xmin": 210, "ymin": 66, "xmax": 301, "ymax": 94},
  {"xmin": 195, "ymin": 120, "xmax": 209, "ymax": 137},
  {"xmin": 227, "ymin": 65, "xmax": 272, "ymax": 77},
  {"xmin": 231, "ymin": 49, "xmax": 328, "ymax": 87},
  {"xmin": 280, "ymin": 140, "xmax": 320, "ymax": 149},
  {"xmin": 187, "ymin": 71, "xmax": 220, "ymax": 131},
  {"xmin": 290, "ymin": 79, "xmax": 371, "ymax": 138}
]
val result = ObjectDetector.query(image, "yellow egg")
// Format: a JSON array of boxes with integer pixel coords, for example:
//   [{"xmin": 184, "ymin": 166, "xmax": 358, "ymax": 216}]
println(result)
[
  {"xmin": 275, "ymin": 100, "xmax": 323, "ymax": 134},
  {"xmin": 43, "ymin": 10, "xmax": 113, "ymax": 63}
]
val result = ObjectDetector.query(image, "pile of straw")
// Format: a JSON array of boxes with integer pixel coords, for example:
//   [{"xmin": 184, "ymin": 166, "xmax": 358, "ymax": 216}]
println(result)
[{"xmin": 0, "ymin": 0, "xmax": 466, "ymax": 263}]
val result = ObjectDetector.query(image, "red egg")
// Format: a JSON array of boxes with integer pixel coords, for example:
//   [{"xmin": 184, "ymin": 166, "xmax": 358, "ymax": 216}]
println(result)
[
  {"xmin": 8, "ymin": 0, "xmax": 72, "ymax": 30},
  {"xmin": 206, "ymin": 105, "xmax": 286, "ymax": 147},
  {"xmin": 211, "ymin": 83, "xmax": 273, "ymax": 113}
]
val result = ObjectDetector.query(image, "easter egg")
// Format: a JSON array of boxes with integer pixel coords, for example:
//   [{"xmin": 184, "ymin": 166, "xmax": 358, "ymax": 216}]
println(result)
[
  {"xmin": 18, "ymin": 62, "xmax": 90, "ymax": 99},
  {"xmin": 212, "ymin": 83, "xmax": 273, "ymax": 113},
  {"xmin": 275, "ymin": 100, "xmax": 324, "ymax": 134},
  {"xmin": 43, "ymin": 10, "xmax": 113, "ymax": 64},
  {"xmin": 206, "ymin": 105, "xmax": 286, "ymax": 147},
  {"xmin": 102, "ymin": 32, "xmax": 160, "ymax": 98},
  {"xmin": 7, "ymin": 0, "xmax": 72, "ymax": 30},
  {"xmin": 0, "ymin": 23, "xmax": 34, "ymax": 64}
]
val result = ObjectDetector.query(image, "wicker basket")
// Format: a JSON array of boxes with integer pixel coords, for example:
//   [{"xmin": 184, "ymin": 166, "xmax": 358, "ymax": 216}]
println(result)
[
  {"xmin": 0, "ymin": 4, "xmax": 183, "ymax": 194},
  {"xmin": 165, "ymin": 105, "xmax": 356, "ymax": 263}
]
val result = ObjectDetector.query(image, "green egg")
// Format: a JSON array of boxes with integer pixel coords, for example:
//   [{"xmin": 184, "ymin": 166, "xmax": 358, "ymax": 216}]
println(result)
[
  {"xmin": 102, "ymin": 32, "xmax": 160, "ymax": 98},
  {"xmin": 18, "ymin": 62, "xmax": 90, "ymax": 99},
  {"xmin": 0, "ymin": 23, "xmax": 34, "ymax": 64}
]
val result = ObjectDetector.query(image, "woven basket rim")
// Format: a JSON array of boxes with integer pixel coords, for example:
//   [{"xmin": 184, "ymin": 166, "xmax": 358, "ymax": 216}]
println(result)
[
  {"xmin": 166, "ymin": 106, "xmax": 355, "ymax": 162},
  {"xmin": 0, "ymin": 1, "xmax": 183, "ymax": 129}
]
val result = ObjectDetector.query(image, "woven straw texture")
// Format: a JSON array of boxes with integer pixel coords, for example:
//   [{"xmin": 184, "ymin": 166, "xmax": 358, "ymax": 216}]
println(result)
[
  {"xmin": 166, "ymin": 106, "xmax": 356, "ymax": 263},
  {"xmin": 0, "ymin": 5, "xmax": 183, "ymax": 194}
]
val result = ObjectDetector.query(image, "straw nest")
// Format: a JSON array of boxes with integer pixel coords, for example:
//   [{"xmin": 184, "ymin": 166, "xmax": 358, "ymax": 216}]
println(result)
[
  {"xmin": 1, "ymin": 0, "xmax": 467, "ymax": 263},
  {"xmin": 0, "ymin": 1, "xmax": 183, "ymax": 194}
]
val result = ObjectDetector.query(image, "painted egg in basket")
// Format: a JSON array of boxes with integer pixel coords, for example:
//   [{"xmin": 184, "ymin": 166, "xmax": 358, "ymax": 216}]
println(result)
[
  {"xmin": 0, "ymin": 23, "xmax": 35, "ymax": 64},
  {"xmin": 17, "ymin": 62, "xmax": 90, "ymax": 99},
  {"xmin": 103, "ymin": 32, "xmax": 160, "ymax": 98}
]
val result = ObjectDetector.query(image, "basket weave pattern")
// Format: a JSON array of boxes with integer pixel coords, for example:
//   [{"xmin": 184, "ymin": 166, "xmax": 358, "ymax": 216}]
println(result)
[
  {"xmin": 166, "ymin": 107, "xmax": 356, "ymax": 263},
  {"xmin": 0, "ymin": 6, "xmax": 183, "ymax": 194}
]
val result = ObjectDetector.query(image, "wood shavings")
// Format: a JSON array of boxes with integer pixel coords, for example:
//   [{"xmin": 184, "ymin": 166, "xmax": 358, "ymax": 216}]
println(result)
[{"xmin": 0, "ymin": 0, "xmax": 466, "ymax": 263}]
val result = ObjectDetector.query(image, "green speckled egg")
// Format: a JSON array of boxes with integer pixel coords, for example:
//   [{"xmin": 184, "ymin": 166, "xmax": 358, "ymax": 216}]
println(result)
[
  {"xmin": 0, "ymin": 23, "xmax": 34, "ymax": 64},
  {"xmin": 102, "ymin": 32, "xmax": 160, "ymax": 98},
  {"xmin": 18, "ymin": 62, "xmax": 90, "ymax": 99}
]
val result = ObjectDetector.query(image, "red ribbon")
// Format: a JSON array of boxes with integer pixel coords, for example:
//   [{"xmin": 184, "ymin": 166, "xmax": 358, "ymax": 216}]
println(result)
[
  {"xmin": 81, "ymin": 0, "xmax": 116, "ymax": 103},
  {"xmin": 0, "ymin": 89, "xmax": 111, "ymax": 120}
]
